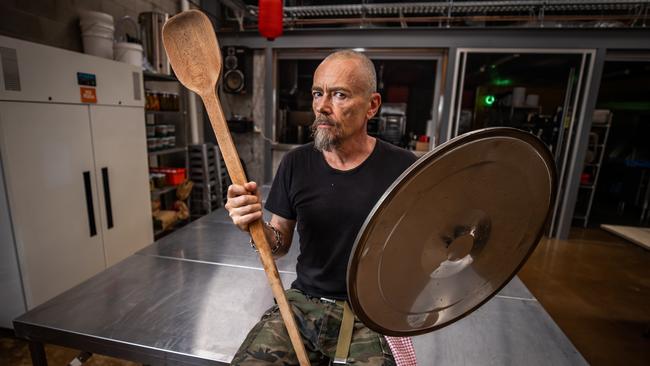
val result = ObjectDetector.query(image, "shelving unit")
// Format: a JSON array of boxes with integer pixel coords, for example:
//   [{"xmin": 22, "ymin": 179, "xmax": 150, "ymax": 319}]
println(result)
[
  {"xmin": 148, "ymin": 147, "xmax": 186, "ymax": 157},
  {"xmin": 188, "ymin": 143, "xmax": 227, "ymax": 218},
  {"xmin": 574, "ymin": 110, "xmax": 613, "ymax": 227},
  {"xmin": 146, "ymin": 110, "xmax": 184, "ymax": 116},
  {"xmin": 143, "ymin": 72, "xmax": 191, "ymax": 239},
  {"xmin": 150, "ymin": 186, "xmax": 177, "ymax": 196}
]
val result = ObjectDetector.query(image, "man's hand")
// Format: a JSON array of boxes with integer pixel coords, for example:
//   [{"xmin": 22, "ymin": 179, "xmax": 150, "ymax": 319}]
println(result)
[{"xmin": 224, "ymin": 181, "xmax": 262, "ymax": 231}]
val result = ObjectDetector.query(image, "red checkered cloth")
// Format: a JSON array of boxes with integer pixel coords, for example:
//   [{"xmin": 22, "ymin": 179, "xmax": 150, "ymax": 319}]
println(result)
[{"xmin": 385, "ymin": 336, "xmax": 417, "ymax": 365}]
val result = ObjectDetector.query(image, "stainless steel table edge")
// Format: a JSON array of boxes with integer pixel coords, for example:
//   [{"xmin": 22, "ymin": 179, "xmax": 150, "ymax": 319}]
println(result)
[
  {"xmin": 137, "ymin": 252, "xmax": 298, "ymax": 275},
  {"xmin": 13, "ymin": 319, "xmax": 229, "ymax": 366}
]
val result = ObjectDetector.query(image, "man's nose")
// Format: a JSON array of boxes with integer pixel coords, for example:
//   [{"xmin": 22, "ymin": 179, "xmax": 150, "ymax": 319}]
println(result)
[{"xmin": 314, "ymin": 95, "xmax": 332, "ymax": 114}]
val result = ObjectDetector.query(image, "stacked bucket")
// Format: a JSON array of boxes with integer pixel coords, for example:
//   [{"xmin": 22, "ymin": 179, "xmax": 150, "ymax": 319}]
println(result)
[
  {"xmin": 79, "ymin": 10, "xmax": 143, "ymax": 67},
  {"xmin": 79, "ymin": 10, "xmax": 115, "ymax": 59}
]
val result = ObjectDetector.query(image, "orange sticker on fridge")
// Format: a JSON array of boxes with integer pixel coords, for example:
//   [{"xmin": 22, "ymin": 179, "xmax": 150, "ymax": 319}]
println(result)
[{"xmin": 80, "ymin": 87, "xmax": 97, "ymax": 103}]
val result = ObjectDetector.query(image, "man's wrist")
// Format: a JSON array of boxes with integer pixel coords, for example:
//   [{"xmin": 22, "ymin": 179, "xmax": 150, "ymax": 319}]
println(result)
[{"xmin": 249, "ymin": 221, "xmax": 283, "ymax": 254}]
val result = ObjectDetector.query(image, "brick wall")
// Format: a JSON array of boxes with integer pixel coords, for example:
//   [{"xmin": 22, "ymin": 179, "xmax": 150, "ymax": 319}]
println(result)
[{"xmin": 0, "ymin": 0, "xmax": 178, "ymax": 51}]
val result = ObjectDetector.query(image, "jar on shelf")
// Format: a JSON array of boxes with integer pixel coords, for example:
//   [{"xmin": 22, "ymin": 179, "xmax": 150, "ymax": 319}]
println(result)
[
  {"xmin": 160, "ymin": 93, "xmax": 170, "ymax": 111},
  {"xmin": 155, "ymin": 124, "xmax": 166, "ymax": 137},
  {"xmin": 145, "ymin": 89, "xmax": 152, "ymax": 110},
  {"xmin": 169, "ymin": 92, "xmax": 180, "ymax": 111},
  {"xmin": 150, "ymin": 92, "xmax": 161, "ymax": 111},
  {"xmin": 166, "ymin": 136, "xmax": 176, "ymax": 148}
]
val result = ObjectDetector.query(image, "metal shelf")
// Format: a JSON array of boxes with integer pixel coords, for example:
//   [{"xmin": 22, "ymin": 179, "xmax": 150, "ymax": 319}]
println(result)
[
  {"xmin": 143, "ymin": 71, "xmax": 177, "ymax": 82},
  {"xmin": 148, "ymin": 147, "xmax": 186, "ymax": 157},
  {"xmin": 574, "ymin": 110, "xmax": 613, "ymax": 227},
  {"xmin": 151, "ymin": 186, "xmax": 177, "ymax": 196},
  {"xmin": 145, "ymin": 110, "xmax": 183, "ymax": 115}
]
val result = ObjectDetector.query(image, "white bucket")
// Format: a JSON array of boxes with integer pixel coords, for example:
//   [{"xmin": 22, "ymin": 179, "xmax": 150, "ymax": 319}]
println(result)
[
  {"xmin": 80, "ymin": 11, "xmax": 114, "ymax": 34},
  {"xmin": 79, "ymin": 10, "xmax": 114, "ymax": 27},
  {"xmin": 80, "ymin": 21, "xmax": 114, "ymax": 35},
  {"xmin": 526, "ymin": 94, "xmax": 540, "ymax": 107},
  {"xmin": 512, "ymin": 87, "xmax": 526, "ymax": 107},
  {"xmin": 82, "ymin": 33, "xmax": 114, "ymax": 59},
  {"xmin": 79, "ymin": 10, "xmax": 115, "ymax": 59},
  {"xmin": 114, "ymin": 42, "xmax": 143, "ymax": 67}
]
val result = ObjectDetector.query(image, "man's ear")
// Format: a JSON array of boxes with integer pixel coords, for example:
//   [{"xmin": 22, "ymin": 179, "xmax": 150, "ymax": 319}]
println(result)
[{"xmin": 366, "ymin": 92, "xmax": 382, "ymax": 120}]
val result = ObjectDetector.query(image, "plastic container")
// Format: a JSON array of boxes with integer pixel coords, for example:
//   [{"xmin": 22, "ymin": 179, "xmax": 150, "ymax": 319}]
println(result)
[
  {"xmin": 166, "ymin": 168, "xmax": 186, "ymax": 186},
  {"xmin": 526, "ymin": 94, "xmax": 540, "ymax": 107},
  {"xmin": 113, "ymin": 42, "xmax": 143, "ymax": 67},
  {"xmin": 79, "ymin": 10, "xmax": 115, "ymax": 59},
  {"xmin": 82, "ymin": 32, "xmax": 114, "ymax": 59},
  {"xmin": 152, "ymin": 173, "xmax": 166, "ymax": 188},
  {"xmin": 512, "ymin": 87, "xmax": 526, "ymax": 107},
  {"xmin": 151, "ymin": 167, "xmax": 186, "ymax": 186},
  {"xmin": 155, "ymin": 125, "xmax": 167, "ymax": 137},
  {"xmin": 79, "ymin": 10, "xmax": 114, "ymax": 29}
]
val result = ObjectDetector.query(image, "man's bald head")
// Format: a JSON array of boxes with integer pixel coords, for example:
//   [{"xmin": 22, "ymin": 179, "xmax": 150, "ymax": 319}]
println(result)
[{"xmin": 319, "ymin": 50, "xmax": 377, "ymax": 96}]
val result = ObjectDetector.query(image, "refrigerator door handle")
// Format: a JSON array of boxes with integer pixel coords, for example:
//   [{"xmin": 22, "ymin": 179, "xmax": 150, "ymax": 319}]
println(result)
[
  {"xmin": 82, "ymin": 171, "xmax": 97, "ymax": 237},
  {"xmin": 101, "ymin": 167, "xmax": 114, "ymax": 229}
]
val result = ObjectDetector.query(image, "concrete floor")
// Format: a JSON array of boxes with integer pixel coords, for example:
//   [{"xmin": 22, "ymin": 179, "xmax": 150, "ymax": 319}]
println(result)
[{"xmin": 1, "ymin": 227, "xmax": 648, "ymax": 365}]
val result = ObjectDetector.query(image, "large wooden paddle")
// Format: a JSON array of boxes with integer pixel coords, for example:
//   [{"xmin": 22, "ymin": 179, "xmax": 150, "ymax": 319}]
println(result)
[{"xmin": 162, "ymin": 10, "xmax": 311, "ymax": 366}]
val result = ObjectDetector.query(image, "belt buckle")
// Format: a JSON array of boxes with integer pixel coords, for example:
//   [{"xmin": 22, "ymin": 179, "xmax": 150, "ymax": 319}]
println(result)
[{"xmin": 320, "ymin": 297, "xmax": 336, "ymax": 304}]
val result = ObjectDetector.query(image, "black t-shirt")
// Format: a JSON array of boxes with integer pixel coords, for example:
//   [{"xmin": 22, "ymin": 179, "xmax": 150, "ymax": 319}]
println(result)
[{"xmin": 265, "ymin": 139, "xmax": 417, "ymax": 300}]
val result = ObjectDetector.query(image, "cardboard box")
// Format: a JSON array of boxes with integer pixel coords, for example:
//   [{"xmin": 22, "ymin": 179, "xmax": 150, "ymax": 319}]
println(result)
[{"xmin": 416, "ymin": 141, "xmax": 430, "ymax": 151}]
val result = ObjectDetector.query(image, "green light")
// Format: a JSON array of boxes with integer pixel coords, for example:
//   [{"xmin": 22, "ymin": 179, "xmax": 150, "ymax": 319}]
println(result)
[
  {"xmin": 484, "ymin": 95, "xmax": 496, "ymax": 106},
  {"xmin": 493, "ymin": 78, "xmax": 513, "ymax": 86}
]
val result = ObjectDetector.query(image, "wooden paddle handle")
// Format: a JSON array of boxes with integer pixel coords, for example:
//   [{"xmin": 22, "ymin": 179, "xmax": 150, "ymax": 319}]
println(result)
[{"xmin": 201, "ymin": 91, "xmax": 311, "ymax": 366}]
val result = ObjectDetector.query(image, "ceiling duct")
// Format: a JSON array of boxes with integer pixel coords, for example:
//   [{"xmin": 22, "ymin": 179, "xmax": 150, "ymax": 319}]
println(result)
[
  {"xmin": 282, "ymin": 1, "xmax": 649, "ymax": 18},
  {"xmin": 227, "ymin": 1, "xmax": 648, "ymax": 30}
]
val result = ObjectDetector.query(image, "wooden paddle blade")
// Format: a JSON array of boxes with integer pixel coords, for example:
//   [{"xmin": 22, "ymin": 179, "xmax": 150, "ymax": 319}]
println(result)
[{"xmin": 162, "ymin": 10, "xmax": 221, "ymax": 96}]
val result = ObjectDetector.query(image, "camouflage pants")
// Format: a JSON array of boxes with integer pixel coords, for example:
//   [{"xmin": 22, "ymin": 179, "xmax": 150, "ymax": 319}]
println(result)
[{"xmin": 231, "ymin": 289, "xmax": 395, "ymax": 365}]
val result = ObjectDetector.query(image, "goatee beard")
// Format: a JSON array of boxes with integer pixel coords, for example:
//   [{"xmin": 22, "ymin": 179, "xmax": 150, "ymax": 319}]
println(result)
[{"xmin": 311, "ymin": 116, "xmax": 341, "ymax": 152}]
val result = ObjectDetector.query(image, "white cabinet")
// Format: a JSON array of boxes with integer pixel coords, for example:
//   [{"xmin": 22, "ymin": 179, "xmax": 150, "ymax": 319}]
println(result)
[
  {"xmin": 0, "ymin": 101, "xmax": 153, "ymax": 309},
  {"xmin": 0, "ymin": 34, "xmax": 152, "ymax": 324},
  {"xmin": 90, "ymin": 105, "xmax": 153, "ymax": 266}
]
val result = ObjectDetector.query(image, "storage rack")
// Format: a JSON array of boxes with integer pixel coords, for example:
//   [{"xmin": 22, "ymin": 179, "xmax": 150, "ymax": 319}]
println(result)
[
  {"xmin": 143, "ymin": 71, "xmax": 190, "ymax": 238},
  {"xmin": 574, "ymin": 110, "xmax": 613, "ymax": 227},
  {"xmin": 188, "ymin": 143, "xmax": 228, "ymax": 218}
]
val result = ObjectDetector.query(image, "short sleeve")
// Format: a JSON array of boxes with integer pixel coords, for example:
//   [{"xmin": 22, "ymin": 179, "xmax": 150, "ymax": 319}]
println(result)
[{"xmin": 264, "ymin": 154, "xmax": 296, "ymax": 220}]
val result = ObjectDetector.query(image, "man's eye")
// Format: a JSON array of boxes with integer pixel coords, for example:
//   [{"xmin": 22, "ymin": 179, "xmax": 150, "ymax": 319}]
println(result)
[
  {"xmin": 312, "ymin": 91, "xmax": 322, "ymax": 98},
  {"xmin": 333, "ymin": 92, "xmax": 346, "ymax": 99}
]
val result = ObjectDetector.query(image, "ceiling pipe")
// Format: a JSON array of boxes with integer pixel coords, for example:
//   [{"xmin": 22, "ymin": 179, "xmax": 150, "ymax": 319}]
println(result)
[{"xmin": 278, "ymin": 14, "xmax": 641, "ymax": 27}]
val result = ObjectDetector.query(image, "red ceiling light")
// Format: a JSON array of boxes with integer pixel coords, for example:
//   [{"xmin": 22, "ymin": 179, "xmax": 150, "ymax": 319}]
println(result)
[{"xmin": 258, "ymin": 0, "xmax": 283, "ymax": 41}]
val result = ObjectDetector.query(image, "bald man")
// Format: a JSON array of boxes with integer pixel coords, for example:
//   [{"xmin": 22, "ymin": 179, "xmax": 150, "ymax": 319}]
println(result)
[{"xmin": 228, "ymin": 50, "xmax": 416, "ymax": 365}]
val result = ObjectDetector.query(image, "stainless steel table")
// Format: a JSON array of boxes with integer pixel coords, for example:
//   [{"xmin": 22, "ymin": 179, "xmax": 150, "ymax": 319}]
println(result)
[{"xmin": 14, "ymin": 208, "xmax": 587, "ymax": 365}]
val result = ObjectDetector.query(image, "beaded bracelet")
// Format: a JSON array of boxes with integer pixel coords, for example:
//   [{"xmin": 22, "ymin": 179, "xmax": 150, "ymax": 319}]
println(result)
[{"xmin": 249, "ymin": 221, "xmax": 282, "ymax": 254}]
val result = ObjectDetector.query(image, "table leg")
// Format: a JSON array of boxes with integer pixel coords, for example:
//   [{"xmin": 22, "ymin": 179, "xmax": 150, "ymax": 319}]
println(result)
[{"xmin": 28, "ymin": 341, "xmax": 48, "ymax": 366}]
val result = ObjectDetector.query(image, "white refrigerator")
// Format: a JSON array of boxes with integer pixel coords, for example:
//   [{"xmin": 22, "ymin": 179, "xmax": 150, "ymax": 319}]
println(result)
[{"xmin": 0, "ymin": 35, "xmax": 154, "ymax": 327}]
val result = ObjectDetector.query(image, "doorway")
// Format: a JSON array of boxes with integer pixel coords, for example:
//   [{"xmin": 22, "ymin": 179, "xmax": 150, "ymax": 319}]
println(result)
[
  {"xmin": 447, "ymin": 48, "xmax": 597, "ymax": 238},
  {"xmin": 576, "ymin": 57, "xmax": 650, "ymax": 228}
]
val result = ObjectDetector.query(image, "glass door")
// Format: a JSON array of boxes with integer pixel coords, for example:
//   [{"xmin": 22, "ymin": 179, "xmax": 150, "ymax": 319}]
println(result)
[{"xmin": 447, "ymin": 49, "xmax": 596, "ymax": 237}]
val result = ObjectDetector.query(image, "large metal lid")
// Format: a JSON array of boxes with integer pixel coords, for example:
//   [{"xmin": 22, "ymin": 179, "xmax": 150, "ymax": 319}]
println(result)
[{"xmin": 347, "ymin": 127, "xmax": 557, "ymax": 336}]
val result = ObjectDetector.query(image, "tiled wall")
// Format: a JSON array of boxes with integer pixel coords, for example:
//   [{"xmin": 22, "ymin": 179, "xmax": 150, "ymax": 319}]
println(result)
[{"xmin": 0, "ymin": 0, "xmax": 178, "ymax": 51}]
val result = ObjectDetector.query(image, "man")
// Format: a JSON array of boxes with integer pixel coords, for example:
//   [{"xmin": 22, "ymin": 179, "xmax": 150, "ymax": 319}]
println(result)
[{"xmin": 226, "ymin": 50, "xmax": 417, "ymax": 365}]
